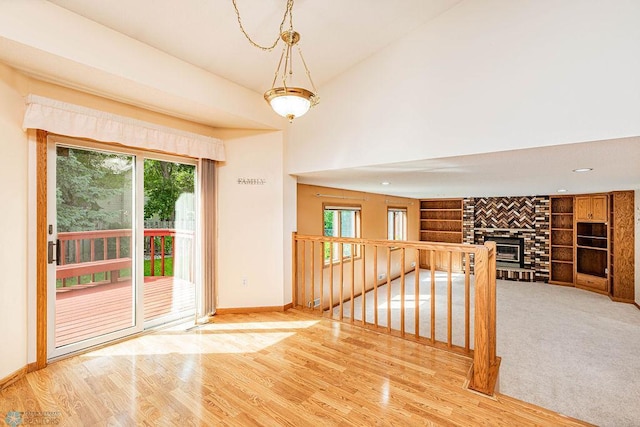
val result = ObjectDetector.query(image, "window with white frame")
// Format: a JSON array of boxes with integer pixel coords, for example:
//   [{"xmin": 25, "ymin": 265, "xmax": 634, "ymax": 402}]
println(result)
[
  {"xmin": 323, "ymin": 206, "xmax": 361, "ymax": 263},
  {"xmin": 388, "ymin": 207, "xmax": 407, "ymax": 241}
]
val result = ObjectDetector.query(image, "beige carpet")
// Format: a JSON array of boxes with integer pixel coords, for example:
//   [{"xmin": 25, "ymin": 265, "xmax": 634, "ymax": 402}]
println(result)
[{"xmin": 332, "ymin": 271, "xmax": 640, "ymax": 426}]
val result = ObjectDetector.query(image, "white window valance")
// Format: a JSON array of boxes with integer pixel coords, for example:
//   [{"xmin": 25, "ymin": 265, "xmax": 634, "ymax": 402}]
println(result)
[{"xmin": 22, "ymin": 95, "xmax": 225, "ymax": 161}]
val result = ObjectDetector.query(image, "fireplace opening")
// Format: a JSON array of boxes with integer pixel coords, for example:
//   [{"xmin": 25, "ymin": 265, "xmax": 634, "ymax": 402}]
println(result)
[{"xmin": 485, "ymin": 237, "xmax": 525, "ymax": 268}]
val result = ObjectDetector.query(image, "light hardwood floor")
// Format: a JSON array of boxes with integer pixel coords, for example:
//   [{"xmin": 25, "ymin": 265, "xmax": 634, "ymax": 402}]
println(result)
[{"xmin": 1, "ymin": 310, "xmax": 591, "ymax": 426}]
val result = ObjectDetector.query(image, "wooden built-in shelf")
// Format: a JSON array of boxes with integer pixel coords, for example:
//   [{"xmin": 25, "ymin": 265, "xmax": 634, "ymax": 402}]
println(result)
[
  {"xmin": 549, "ymin": 196, "xmax": 575, "ymax": 285},
  {"xmin": 420, "ymin": 198, "xmax": 464, "ymax": 271}
]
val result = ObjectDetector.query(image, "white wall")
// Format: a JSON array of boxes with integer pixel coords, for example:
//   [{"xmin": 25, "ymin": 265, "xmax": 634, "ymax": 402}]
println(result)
[
  {"xmin": 288, "ymin": 0, "xmax": 640, "ymax": 174},
  {"xmin": 217, "ymin": 131, "xmax": 293, "ymax": 309},
  {"xmin": 0, "ymin": 65, "xmax": 29, "ymax": 379}
]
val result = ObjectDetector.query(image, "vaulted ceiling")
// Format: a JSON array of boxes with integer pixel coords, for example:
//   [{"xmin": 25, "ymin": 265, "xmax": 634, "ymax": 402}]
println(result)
[{"xmin": 0, "ymin": 1, "xmax": 638, "ymax": 197}]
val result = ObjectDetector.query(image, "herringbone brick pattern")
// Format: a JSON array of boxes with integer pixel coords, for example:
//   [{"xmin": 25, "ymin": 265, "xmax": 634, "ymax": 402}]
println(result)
[{"xmin": 474, "ymin": 197, "xmax": 535, "ymax": 229}]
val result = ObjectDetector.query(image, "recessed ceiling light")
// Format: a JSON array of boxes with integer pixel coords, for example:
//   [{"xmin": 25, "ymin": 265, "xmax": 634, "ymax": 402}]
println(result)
[
  {"xmin": 557, "ymin": 189, "xmax": 568, "ymax": 193},
  {"xmin": 381, "ymin": 181, "xmax": 390, "ymax": 185},
  {"xmin": 572, "ymin": 168, "xmax": 593, "ymax": 173}
]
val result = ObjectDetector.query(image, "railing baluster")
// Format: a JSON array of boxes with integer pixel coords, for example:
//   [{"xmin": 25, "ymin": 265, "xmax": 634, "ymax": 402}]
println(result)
[
  {"xmin": 488, "ymin": 242, "xmax": 497, "ymax": 365},
  {"xmin": 361, "ymin": 244, "xmax": 366, "ymax": 326},
  {"xmin": 339, "ymin": 243, "xmax": 344, "ymax": 321},
  {"xmin": 301, "ymin": 240, "xmax": 306, "ymax": 308},
  {"xmin": 447, "ymin": 250, "xmax": 453, "ymax": 348},
  {"xmin": 430, "ymin": 249, "xmax": 436, "ymax": 344},
  {"xmin": 61, "ymin": 240, "xmax": 66, "ymax": 287},
  {"xmin": 310, "ymin": 241, "xmax": 315, "ymax": 311},
  {"xmin": 386, "ymin": 247, "xmax": 391, "ymax": 333},
  {"xmin": 292, "ymin": 234, "xmax": 297, "ymax": 308},
  {"xmin": 414, "ymin": 248, "xmax": 420, "ymax": 339},
  {"xmin": 171, "ymin": 236, "xmax": 175, "ymax": 275},
  {"xmin": 161, "ymin": 236, "xmax": 166, "ymax": 276},
  {"xmin": 329, "ymin": 242, "xmax": 334, "ymax": 320},
  {"xmin": 90, "ymin": 239, "xmax": 95, "ymax": 282},
  {"xmin": 400, "ymin": 247, "xmax": 405, "ymax": 336},
  {"xmin": 75, "ymin": 239, "xmax": 81, "ymax": 285},
  {"xmin": 373, "ymin": 245, "xmax": 378, "ymax": 327},
  {"xmin": 319, "ymin": 241, "xmax": 324, "ymax": 316},
  {"xmin": 150, "ymin": 236, "xmax": 155, "ymax": 276},
  {"xmin": 350, "ymin": 243, "xmax": 355, "ymax": 324}
]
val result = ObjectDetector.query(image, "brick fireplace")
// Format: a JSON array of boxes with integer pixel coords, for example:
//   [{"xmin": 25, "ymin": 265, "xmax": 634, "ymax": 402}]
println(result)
[{"xmin": 463, "ymin": 196, "xmax": 550, "ymax": 282}]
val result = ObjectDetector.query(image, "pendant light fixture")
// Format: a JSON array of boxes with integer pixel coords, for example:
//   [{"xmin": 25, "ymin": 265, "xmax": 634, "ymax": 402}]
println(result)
[{"xmin": 232, "ymin": 0, "xmax": 319, "ymax": 122}]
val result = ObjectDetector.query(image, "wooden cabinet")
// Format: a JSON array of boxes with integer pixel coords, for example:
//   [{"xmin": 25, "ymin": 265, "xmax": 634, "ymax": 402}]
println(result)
[
  {"xmin": 576, "ymin": 272, "xmax": 608, "ymax": 292},
  {"xmin": 419, "ymin": 199, "xmax": 463, "ymax": 271},
  {"xmin": 549, "ymin": 196, "xmax": 574, "ymax": 286},
  {"xmin": 609, "ymin": 191, "xmax": 635, "ymax": 302},
  {"xmin": 575, "ymin": 195, "xmax": 608, "ymax": 222},
  {"xmin": 549, "ymin": 191, "xmax": 635, "ymax": 302}
]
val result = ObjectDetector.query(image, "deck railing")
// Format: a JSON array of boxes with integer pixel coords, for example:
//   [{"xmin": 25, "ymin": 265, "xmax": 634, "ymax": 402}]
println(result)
[
  {"xmin": 292, "ymin": 233, "xmax": 499, "ymax": 395},
  {"xmin": 57, "ymin": 228, "xmax": 194, "ymax": 286}
]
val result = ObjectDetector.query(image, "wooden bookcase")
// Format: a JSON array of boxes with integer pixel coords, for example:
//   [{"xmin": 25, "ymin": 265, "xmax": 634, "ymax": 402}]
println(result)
[
  {"xmin": 549, "ymin": 196, "xmax": 575, "ymax": 285},
  {"xmin": 419, "ymin": 199, "xmax": 463, "ymax": 271},
  {"xmin": 549, "ymin": 191, "xmax": 634, "ymax": 302}
]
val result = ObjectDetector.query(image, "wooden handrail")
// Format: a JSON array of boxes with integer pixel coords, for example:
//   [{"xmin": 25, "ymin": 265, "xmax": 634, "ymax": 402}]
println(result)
[{"xmin": 292, "ymin": 232, "xmax": 499, "ymax": 395}]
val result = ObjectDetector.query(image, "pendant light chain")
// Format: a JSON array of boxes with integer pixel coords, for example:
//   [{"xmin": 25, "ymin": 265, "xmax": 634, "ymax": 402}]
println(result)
[
  {"xmin": 232, "ymin": 0, "xmax": 294, "ymax": 51},
  {"xmin": 232, "ymin": 0, "xmax": 318, "ymax": 121},
  {"xmin": 297, "ymin": 46, "xmax": 318, "ymax": 102}
]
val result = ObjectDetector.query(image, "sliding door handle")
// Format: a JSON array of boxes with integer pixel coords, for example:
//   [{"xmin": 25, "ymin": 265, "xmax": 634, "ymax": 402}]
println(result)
[{"xmin": 48, "ymin": 240, "xmax": 61, "ymax": 265}]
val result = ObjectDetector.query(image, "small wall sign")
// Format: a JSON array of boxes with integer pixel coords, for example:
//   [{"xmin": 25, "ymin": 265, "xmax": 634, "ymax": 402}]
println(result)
[{"xmin": 237, "ymin": 178, "xmax": 266, "ymax": 185}]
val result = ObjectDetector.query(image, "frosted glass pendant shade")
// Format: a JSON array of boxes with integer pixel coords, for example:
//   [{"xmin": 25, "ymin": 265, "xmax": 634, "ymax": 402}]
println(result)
[{"xmin": 264, "ymin": 87, "xmax": 315, "ymax": 122}]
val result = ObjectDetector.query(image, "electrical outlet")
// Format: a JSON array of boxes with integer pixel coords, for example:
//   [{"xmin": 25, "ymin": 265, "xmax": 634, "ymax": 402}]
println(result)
[
  {"xmin": 242, "ymin": 277, "xmax": 248, "ymax": 286},
  {"xmin": 410, "ymin": 261, "xmax": 416, "ymax": 268},
  {"xmin": 378, "ymin": 273, "xmax": 386, "ymax": 280},
  {"xmin": 308, "ymin": 298, "xmax": 321, "ymax": 308}
]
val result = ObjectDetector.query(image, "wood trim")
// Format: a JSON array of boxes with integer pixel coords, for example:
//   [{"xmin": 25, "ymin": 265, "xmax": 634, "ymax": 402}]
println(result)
[
  {"xmin": 26, "ymin": 362, "xmax": 38, "ymax": 373},
  {"xmin": 215, "ymin": 303, "xmax": 293, "ymax": 315},
  {"xmin": 609, "ymin": 296, "xmax": 636, "ymax": 304},
  {"xmin": 36, "ymin": 129, "xmax": 48, "ymax": 370},
  {"xmin": 633, "ymin": 302, "xmax": 640, "ymax": 311},
  {"xmin": 0, "ymin": 366, "xmax": 27, "ymax": 391}
]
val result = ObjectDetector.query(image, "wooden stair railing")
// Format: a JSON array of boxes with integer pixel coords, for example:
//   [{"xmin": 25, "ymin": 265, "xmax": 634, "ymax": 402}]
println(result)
[{"xmin": 292, "ymin": 233, "xmax": 498, "ymax": 395}]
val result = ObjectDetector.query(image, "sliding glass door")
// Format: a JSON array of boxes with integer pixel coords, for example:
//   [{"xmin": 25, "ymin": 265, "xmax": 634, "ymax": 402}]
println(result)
[
  {"xmin": 47, "ymin": 137, "xmax": 198, "ymax": 358},
  {"xmin": 143, "ymin": 159, "xmax": 196, "ymax": 327},
  {"xmin": 48, "ymin": 143, "xmax": 138, "ymax": 357}
]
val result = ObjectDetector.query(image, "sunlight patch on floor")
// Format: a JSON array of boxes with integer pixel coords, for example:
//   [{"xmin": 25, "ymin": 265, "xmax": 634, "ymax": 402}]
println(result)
[
  {"xmin": 199, "ymin": 320, "xmax": 320, "ymax": 331},
  {"xmin": 83, "ymin": 331, "xmax": 297, "ymax": 356},
  {"xmin": 81, "ymin": 319, "xmax": 319, "ymax": 357}
]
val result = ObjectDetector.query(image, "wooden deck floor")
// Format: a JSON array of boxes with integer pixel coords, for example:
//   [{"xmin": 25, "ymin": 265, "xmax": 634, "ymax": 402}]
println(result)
[
  {"xmin": 1, "ymin": 310, "xmax": 591, "ymax": 426},
  {"xmin": 55, "ymin": 276, "xmax": 195, "ymax": 347}
]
